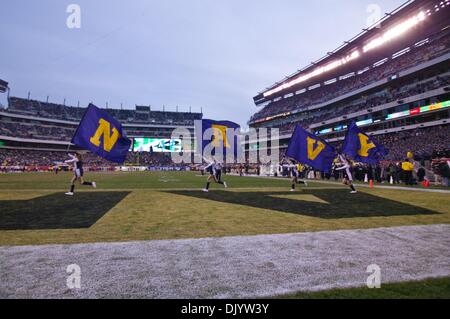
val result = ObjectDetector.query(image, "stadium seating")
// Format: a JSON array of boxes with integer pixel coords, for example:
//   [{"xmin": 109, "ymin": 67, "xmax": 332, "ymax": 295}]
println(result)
[
  {"xmin": 250, "ymin": 32, "xmax": 450, "ymax": 125},
  {"xmin": 0, "ymin": 149, "xmax": 190, "ymax": 169},
  {"xmin": 6, "ymin": 98, "xmax": 202, "ymax": 126}
]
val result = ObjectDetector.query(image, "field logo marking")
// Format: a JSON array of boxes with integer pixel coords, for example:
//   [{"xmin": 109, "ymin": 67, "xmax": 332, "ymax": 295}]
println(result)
[
  {"xmin": 307, "ymin": 137, "xmax": 325, "ymax": 161},
  {"xmin": 90, "ymin": 118, "xmax": 120, "ymax": 152},
  {"xmin": 66, "ymin": 264, "xmax": 81, "ymax": 289},
  {"xmin": 366, "ymin": 264, "xmax": 381, "ymax": 288},
  {"xmin": 268, "ymin": 194, "xmax": 330, "ymax": 204},
  {"xmin": 66, "ymin": 4, "xmax": 81, "ymax": 29},
  {"xmin": 357, "ymin": 134, "xmax": 376, "ymax": 157}
]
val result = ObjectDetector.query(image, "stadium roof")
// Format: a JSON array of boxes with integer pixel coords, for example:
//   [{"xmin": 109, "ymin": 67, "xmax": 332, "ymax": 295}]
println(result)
[{"xmin": 253, "ymin": 0, "xmax": 450, "ymax": 105}]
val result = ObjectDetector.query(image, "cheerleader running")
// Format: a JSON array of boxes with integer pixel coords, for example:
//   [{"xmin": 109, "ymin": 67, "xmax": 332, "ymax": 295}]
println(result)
[
  {"xmin": 281, "ymin": 157, "xmax": 308, "ymax": 191},
  {"xmin": 64, "ymin": 153, "xmax": 96, "ymax": 196},
  {"xmin": 202, "ymin": 158, "xmax": 227, "ymax": 192},
  {"xmin": 335, "ymin": 153, "xmax": 357, "ymax": 194}
]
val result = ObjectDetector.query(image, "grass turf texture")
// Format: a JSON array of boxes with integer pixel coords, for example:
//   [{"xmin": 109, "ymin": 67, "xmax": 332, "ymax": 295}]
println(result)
[
  {"xmin": 0, "ymin": 171, "xmax": 449, "ymax": 246},
  {"xmin": 276, "ymin": 277, "xmax": 450, "ymax": 299}
]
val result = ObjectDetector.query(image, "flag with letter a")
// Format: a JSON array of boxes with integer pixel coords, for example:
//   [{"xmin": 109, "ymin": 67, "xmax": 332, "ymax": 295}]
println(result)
[
  {"xmin": 71, "ymin": 104, "xmax": 131, "ymax": 163},
  {"xmin": 286, "ymin": 125, "xmax": 336, "ymax": 173},
  {"xmin": 341, "ymin": 122, "xmax": 388, "ymax": 164}
]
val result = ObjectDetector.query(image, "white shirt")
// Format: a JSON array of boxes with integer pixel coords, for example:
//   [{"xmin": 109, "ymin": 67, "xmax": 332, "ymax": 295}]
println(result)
[{"xmin": 64, "ymin": 154, "xmax": 78, "ymax": 170}]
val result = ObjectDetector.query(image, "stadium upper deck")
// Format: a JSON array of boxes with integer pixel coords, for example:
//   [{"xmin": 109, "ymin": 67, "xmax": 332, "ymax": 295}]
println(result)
[
  {"xmin": 0, "ymin": 96, "xmax": 203, "ymax": 151},
  {"xmin": 6, "ymin": 97, "xmax": 202, "ymax": 126},
  {"xmin": 249, "ymin": 0, "xmax": 450, "ymax": 127},
  {"xmin": 245, "ymin": 0, "xmax": 450, "ymax": 161}
]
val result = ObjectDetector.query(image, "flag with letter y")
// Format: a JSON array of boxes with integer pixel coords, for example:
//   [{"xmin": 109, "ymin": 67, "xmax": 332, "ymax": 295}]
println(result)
[
  {"xmin": 286, "ymin": 125, "xmax": 336, "ymax": 173},
  {"xmin": 71, "ymin": 104, "xmax": 131, "ymax": 163},
  {"xmin": 341, "ymin": 122, "xmax": 388, "ymax": 164}
]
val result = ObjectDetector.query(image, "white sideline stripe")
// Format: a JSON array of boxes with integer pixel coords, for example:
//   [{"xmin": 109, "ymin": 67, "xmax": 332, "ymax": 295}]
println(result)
[{"xmin": 1, "ymin": 224, "xmax": 449, "ymax": 299}]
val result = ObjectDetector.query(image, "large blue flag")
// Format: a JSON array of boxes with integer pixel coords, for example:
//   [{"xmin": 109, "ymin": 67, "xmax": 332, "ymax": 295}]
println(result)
[
  {"xmin": 341, "ymin": 122, "xmax": 388, "ymax": 164},
  {"xmin": 195, "ymin": 119, "xmax": 241, "ymax": 162},
  {"xmin": 71, "ymin": 104, "xmax": 131, "ymax": 163},
  {"xmin": 286, "ymin": 125, "xmax": 336, "ymax": 173}
]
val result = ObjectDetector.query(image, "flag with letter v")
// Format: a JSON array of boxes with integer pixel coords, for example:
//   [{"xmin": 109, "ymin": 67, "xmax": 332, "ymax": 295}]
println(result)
[
  {"xmin": 71, "ymin": 104, "xmax": 131, "ymax": 163},
  {"xmin": 286, "ymin": 125, "xmax": 336, "ymax": 173},
  {"xmin": 341, "ymin": 122, "xmax": 388, "ymax": 164}
]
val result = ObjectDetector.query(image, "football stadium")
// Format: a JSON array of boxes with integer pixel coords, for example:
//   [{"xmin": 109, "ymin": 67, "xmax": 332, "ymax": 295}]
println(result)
[{"xmin": 1, "ymin": 0, "xmax": 450, "ymax": 304}]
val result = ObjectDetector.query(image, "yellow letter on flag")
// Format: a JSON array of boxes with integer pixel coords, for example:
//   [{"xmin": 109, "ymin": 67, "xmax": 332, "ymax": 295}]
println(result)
[
  {"xmin": 89, "ymin": 118, "xmax": 120, "ymax": 152},
  {"xmin": 211, "ymin": 124, "xmax": 230, "ymax": 148},
  {"xmin": 357, "ymin": 133, "xmax": 376, "ymax": 157},
  {"xmin": 307, "ymin": 137, "xmax": 325, "ymax": 160}
]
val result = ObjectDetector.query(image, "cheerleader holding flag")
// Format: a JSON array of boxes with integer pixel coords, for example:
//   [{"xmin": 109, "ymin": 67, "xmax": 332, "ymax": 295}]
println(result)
[
  {"xmin": 341, "ymin": 122, "xmax": 388, "ymax": 165},
  {"xmin": 335, "ymin": 153, "xmax": 357, "ymax": 194},
  {"xmin": 280, "ymin": 156, "xmax": 308, "ymax": 191},
  {"xmin": 285, "ymin": 125, "xmax": 336, "ymax": 175}
]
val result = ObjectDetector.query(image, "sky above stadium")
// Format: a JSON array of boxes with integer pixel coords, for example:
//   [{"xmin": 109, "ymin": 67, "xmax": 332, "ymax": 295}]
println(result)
[{"xmin": 0, "ymin": 0, "xmax": 406, "ymax": 127}]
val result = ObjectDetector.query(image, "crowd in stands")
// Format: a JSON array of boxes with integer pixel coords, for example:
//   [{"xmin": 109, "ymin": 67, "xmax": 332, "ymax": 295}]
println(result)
[
  {"xmin": 1, "ymin": 125, "xmax": 448, "ymax": 167},
  {"xmin": 0, "ymin": 120, "xmax": 75, "ymax": 141},
  {"xmin": 6, "ymin": 98, "xmax": 202, "ymax": 126},
  {"xmin": 0, "ymin": 149, "xmax": 68, "ymax": 167},
  {"xmin": 1, "ymin": 96, "xmax": 200, "ymax": 142},
  {"xmin": 251, "ymin": 31, "xmax": 450, "ymax": 126},
  {"xmin": 279, "ymin": 72, "xmax": 449, "ymax": 134},
  {"xmin": 319, "ymin": 125, "xmax": 449, "ymax": 162},
  {"xmin": 0, "ymin": 120, "xmax": 180, "ymax": 141},
  {"xmin": 371, "ymin": 125, "xmax": 450, "ymax": 161},
  {"xmin": 0, "ymin": 149, "xmax": 190, "ymax": 169},
  {"xmin": 265, "ymin": 70, "xmax": 449, "ymax": 136}
]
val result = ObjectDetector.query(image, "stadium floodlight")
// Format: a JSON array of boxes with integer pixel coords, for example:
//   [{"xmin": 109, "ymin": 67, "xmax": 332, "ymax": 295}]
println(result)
[
  {"xmin": 261, "ymin": 9, "xmax": 428, "ymax": 99},
  {"xmin": 263, "ymin": 50, "xmax": 360, "ymax": 97},
  {"xmin": 363, "ymin": 11, "xmax": 426, "ymax": 53}
]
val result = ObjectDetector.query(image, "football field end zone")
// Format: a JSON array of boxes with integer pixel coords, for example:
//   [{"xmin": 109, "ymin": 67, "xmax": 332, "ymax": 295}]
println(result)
[
  {"xmin": 1, "ymin": 224, "xmax": 449, "ymax": 299},
  {"xmin": 0, "ymin": 184, "xmax": 449, "ymax": 246},
  {"xmin": 238, "ymin": 174, "xmax": 450, "ymax": 194}
]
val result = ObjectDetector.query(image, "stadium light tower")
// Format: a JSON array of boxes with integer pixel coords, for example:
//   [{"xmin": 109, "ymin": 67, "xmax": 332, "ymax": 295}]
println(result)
[{"xmin": 363, "ymin": 11, "xmax": 427, "ymax": 52}]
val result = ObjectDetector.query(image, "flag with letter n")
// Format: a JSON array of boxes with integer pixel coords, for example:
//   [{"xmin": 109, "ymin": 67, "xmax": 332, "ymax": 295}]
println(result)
[
  {"xmin": 341, "ymin": 122, "xmax": 388, "ymax": 164},
  {"xmin": 71, "ymin": 103, "xmax": 131, "ymax": 163},
  {"xmin": 286, "ymin": 125, "xmax": 336, "ymax": 173}
]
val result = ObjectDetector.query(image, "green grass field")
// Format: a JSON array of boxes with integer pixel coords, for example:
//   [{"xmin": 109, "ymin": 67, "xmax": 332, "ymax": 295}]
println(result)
[
  {"xmin": 0, "ymin": 171, "xmax": 449, "ymax": 246},
  {"xmin": 276, "ymin": 277, "xmax": 450, "ymax": 299}
]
